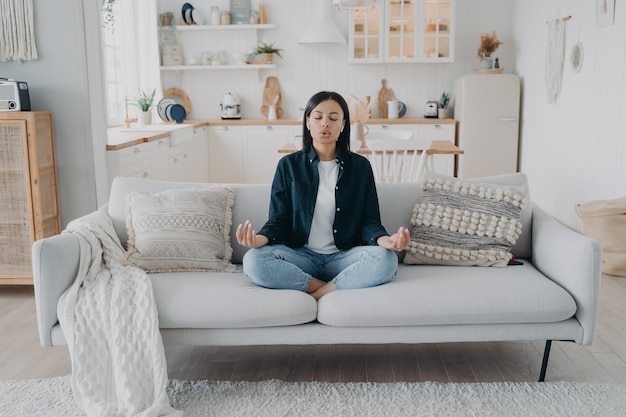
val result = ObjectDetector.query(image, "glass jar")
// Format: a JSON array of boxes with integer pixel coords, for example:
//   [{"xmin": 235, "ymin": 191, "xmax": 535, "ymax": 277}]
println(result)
[
  {"xmin": 211, "ymin": 6, "xmax": 220, "ymax": 25},
  {"xmin": 220, "ymin": 11, "xmax": 231, "ymax": 25},
  {"xmin": 250, "ymin": 10, "xmax": 259, "ymax": 24}
]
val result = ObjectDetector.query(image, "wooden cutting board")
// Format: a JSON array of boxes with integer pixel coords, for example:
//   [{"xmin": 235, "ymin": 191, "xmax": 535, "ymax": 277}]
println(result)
[
  {"xmin": 377, "ymin": 79, "xmax": 396, "ymax": 118},
  {"xmin": 260, "ymin": 76, "xmax": 284, "ymax": 119}
]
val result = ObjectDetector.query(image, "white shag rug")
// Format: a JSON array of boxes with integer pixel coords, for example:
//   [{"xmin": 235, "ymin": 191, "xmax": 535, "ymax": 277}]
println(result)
[{"xmin": 2, "ymin": 376, "xmax": 626, "ymax": 417}]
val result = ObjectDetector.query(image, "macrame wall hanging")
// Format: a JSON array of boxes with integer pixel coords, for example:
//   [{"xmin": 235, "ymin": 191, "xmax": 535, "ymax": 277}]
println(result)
[
  {"xmin": 544, "ymin": 16, "xmax": 570, "ymax": 103},
  {"xmin": 0, "ymin": 0, "xmax": 38, "ymax": 62}
]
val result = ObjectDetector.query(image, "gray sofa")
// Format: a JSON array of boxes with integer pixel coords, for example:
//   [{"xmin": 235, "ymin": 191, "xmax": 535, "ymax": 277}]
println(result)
[{"xmin": 33, "ymin": 173, "xmax": 602, "ymax": 381}]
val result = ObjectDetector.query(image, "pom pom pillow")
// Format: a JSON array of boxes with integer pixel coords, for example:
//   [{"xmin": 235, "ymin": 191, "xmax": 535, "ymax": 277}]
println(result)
[
  {"xmin": 404, "ymin": 172, "xmax": 528, "ymax": 267},
  {"xmin": 123, "ymin": 187, "xmax": 238, "ymax": 273}
]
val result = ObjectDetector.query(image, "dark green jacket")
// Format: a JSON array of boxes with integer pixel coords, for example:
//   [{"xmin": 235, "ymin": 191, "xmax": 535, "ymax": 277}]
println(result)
[{"xmin": 258, "ymin": 146, "xmax": 388, "ymax": 249}]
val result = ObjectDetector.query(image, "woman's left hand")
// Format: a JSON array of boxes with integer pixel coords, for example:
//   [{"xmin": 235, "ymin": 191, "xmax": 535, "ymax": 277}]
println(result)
[{"xmin": 377, "ymin": 227, "xmax": 411, "ymax": 251}]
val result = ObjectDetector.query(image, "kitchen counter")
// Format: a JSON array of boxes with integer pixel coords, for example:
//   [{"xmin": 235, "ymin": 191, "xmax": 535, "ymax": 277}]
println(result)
[{"xmin": 107, "ymin": 118, "xmax": 456, "ymax": 150}]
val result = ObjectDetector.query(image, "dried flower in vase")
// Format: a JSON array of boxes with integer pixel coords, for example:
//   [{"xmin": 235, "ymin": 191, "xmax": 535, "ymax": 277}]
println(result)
[{"xmin": 477, "ymin": 31, "xmax": 502, "ymax": 60}]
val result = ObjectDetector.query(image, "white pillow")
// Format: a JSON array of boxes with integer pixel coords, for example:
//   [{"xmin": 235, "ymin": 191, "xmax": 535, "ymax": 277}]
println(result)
[
  {"xmin": 123, "ymin": 187, "xmax": 238, "ymax": 273},
  {"xmin": 404, "ymin": 172, "xmax": 528, "ymax": 267}
]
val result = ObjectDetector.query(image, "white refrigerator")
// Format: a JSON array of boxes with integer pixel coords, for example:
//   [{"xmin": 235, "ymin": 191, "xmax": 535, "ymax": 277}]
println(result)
[{"xmin": 453, "ymin": 74, "xmax": 521, "ymax": 179}]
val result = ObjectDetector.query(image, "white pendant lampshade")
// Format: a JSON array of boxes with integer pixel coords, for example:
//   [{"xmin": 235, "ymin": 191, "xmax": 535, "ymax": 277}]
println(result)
[
  {"xmin": 299, "ymin": 1, "xmax": 346, "ymax": 44},
  {"xmin": 332, "ymin": 0, "xmax": 377, "ymax": 11}
]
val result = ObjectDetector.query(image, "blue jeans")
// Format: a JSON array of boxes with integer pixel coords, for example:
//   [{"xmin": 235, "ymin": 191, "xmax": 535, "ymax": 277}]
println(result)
[{"xmin": 242, "ymin": 244, "xmax": 398, "ymax": 292}]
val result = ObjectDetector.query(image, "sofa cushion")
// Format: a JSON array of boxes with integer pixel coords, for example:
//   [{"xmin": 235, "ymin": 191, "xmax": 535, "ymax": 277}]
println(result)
[
  {"xmin": 149, "ymin": 272, "xmax": 317, "ymax": 328},
  {"xmin": 123, "ymin": 187, "xmax": 238, "ymax": 273},
  {"xmin": 404, "ymin": 172, "xmax": 528, "ymax": 267},
  {"xmin": 317, "ymin": 263, "xmax": 576, "ymax": 327}
]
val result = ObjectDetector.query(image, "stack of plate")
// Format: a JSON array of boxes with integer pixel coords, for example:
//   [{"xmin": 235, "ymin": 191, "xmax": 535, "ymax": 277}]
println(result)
[
  {"xmin": 182, "ymin": 3, "xmax": 203, "ymax": 25},
  {"xmin": 157, "ymin": 98, "xmax": 187, "ymax": 124}
]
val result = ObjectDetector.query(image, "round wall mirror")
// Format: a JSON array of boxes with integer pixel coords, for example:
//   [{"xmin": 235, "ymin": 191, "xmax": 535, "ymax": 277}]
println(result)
[{"xmin": 571, "ymin": 42, "xmax": 584, "ymax": 73}]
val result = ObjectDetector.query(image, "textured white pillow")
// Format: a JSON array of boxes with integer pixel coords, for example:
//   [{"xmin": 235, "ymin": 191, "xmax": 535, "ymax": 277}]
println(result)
[
  {"xmin": 123, "ymin": 187, "xmax": 238, "ymax": 273},
  {"xmin": 404, "ymin": 172, "xmax": 528, "ymax": 267}
]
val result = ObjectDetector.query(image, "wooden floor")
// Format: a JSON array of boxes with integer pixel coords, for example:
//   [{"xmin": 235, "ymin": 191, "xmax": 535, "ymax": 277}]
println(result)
[{"xmin": 1, "ymin": 274, "xmax": 625, "ymax": 383}]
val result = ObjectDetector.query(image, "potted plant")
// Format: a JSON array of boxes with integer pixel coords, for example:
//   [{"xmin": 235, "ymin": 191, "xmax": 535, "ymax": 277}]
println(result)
[
  {"xmin": 251, "ymin": 41, "xmax": 283, "ymax": 64},
  {"xmin": 477, "ymin": 31, "xmax": 502, "ymax": 69},
  {"xmin": 438, "ymin": 91, "xmax": 451, "ymax": 119},
  {"xmin": 131, "ymin": 89, "xmax": 156, "ymax": 125}
]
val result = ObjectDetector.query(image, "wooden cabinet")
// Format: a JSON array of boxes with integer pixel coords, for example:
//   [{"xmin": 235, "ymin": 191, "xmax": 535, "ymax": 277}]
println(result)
[
  {"xmin": 349, "ymin": 0, "xmax": 455, "ymax": 63},
  {"xmin": 0, "ymin": 112, "xmax": 60, "ymax": 285}
]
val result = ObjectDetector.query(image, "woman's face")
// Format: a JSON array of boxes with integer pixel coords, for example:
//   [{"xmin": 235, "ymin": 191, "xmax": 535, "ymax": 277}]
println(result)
[{"xmin": 306, "ymin": 99, "xmax": 345, "ymax": 149}]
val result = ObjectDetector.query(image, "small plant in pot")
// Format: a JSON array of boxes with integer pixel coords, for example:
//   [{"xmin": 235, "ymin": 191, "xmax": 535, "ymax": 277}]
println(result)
[
  {"xmin": 438, "ymin": 91, "xmax": 451, "ymax": 119},
  {"xmin": 251, "ymin": 41, "xmax": 283, "ymax": 64},
  {"xmin": 131, "ymin": 89, "xmax": 156, "ymax": 125}
]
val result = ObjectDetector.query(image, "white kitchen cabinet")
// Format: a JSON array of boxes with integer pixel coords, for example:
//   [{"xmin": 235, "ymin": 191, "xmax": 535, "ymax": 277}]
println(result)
[
  {"xmin": 243, "ymin": 125, "xmax": 296, "ymax": 183},
  {"xmin": 107, "ymin": 140, "xmax": 157, "ymax": 183},
  {"xmin": 207, "ymin": 125, "xmax": 244, "ymax": 183},
  {"xmin": 108, "ymin": 126, "xmax": 209, "ymax": 184},
  {"xmin": 192, "ymin": 126, "xmax": 209, "ymax": 182},
  {"xmin": 349, "ymin": 0, "xmax": 455, "ymax": 63},
  {"xmin": 153, "ymin": 138, "xmax": 195, "ymax": 182}
]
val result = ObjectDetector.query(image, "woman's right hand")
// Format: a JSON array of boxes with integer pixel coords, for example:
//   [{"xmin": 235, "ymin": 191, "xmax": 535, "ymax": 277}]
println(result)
[{"xmin": 236, "ymin": 220, "xmax": 269, "ymax": 248}]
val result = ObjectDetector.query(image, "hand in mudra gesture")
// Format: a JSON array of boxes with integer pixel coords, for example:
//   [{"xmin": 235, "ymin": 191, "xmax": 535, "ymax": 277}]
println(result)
[
  {"xmin": 377, "ymin": 226, "xmax": 411, "ymax": 252},
  {"xmin": 236, "ymin": 220, "xmax": 269, "ymax": 248}
]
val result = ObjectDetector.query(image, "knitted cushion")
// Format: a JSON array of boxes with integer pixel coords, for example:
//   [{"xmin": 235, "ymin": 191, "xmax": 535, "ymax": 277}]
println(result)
[
  {"xmin": 123, "ymin": 187, "xmax": 238, "ymax": 273},
  {"xmin": 404, "ymin": 172, "xmax": 528, "ymax": 267}
]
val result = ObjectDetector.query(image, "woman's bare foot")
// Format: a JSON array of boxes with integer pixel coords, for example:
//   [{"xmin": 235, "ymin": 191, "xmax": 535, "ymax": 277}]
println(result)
[
  {"xmin": 310, "ymin": 282, "xmax": 336, "ymax": 300},
  {"xmin": 306, "ymin": 277, "xmax": 325, "ymax": 294}
]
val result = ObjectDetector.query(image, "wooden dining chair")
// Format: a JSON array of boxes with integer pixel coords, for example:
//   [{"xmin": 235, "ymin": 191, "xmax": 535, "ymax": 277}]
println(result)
[{"xmin": 365, "ymin": 138, "xmax": 433, "ymax": 183}]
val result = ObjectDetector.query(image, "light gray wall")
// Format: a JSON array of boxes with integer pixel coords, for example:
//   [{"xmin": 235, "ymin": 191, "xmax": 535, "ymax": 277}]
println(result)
[
  {"xmin": 0, "ymin": 0, "xmax": 98, "ymax": 227},
  {"xmin": 512, "ymin": 0, "xmax": 626, "ymax": 231}
]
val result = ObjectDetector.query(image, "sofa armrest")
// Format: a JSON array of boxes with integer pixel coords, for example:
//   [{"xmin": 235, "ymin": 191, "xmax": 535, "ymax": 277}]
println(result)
[
  {"xmin": 531, "ymin": 203, "xmax": 602, "ymax": 345},
  {"xmin": 32, "ymin": 233, "xmax": 81, "ymax": 347}
]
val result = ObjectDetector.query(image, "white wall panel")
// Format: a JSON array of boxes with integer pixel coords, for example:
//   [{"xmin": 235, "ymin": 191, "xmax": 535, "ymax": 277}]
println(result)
[{"xmin": 513, "ymin": 0, "xmax": 626, "ymax": 231}]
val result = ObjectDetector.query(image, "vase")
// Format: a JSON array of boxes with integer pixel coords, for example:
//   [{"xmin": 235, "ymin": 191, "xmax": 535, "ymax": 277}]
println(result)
[
  {"xmin": 137, "ymin": 111, "xmax": 152, "ymax": 125},
  {"xmin": 481, "ymin": 53, "xmax": 493, "ymax": 70},
  {"xmin": 260, "ymin": 53, "xmax": 273, "ymax": 64},
  {"xmin": 350, "ymin": 122, "xmax": 369, "ymax": 149},
  {"xmin": 438, "ymin": 107, "xmax": 451, "ymax": 119}
]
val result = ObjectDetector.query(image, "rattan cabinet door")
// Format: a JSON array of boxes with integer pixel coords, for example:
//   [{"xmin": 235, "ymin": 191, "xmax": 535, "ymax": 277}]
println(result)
[{"xmin": 0, "ymin": 112, "xmax": 60, "ymax": 284}]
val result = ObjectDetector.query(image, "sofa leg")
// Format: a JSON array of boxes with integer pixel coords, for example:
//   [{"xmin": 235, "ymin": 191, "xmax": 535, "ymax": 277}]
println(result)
[{"xmin": 539, "ymin": 340, "xmax": 552, "ymax": 382}]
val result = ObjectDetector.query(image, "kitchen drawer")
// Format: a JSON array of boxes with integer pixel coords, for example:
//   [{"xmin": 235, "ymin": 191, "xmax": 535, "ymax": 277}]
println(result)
[
  {"xmin": 107, "ymin": 141, "xmax": 156, "ymax": 183},
  {"xmin": 415, "ymin": 123, "xmax": 455, "ymax": 141}
]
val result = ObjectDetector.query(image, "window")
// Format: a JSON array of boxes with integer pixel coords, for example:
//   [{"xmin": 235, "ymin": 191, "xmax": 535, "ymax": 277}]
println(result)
[{"xmin": 100, "ymin": 0, "xmax": 162, "ymax": 127}]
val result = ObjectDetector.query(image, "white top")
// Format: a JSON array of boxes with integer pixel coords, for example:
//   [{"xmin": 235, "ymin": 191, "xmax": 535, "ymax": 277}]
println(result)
[{"xmin": 305, "ymin": 160, "xmax": 340, "ymax": 254}]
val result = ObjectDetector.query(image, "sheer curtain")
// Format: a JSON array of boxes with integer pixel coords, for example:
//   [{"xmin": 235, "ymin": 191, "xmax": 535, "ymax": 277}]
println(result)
[{"xmin": 102, "ymin": 0, "xmax": 163, "ymax": 125}]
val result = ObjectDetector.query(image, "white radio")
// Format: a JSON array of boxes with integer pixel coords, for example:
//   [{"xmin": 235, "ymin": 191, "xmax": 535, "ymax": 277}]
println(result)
[{"xmin": 0, "ymin": 78, "xmax": 31, "ymax": 111}]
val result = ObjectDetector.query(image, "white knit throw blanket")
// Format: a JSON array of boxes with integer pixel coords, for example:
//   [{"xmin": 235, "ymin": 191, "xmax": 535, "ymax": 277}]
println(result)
[
  {"xmin": 0, "ymin": 0, "xmax": 38, "ymax": 62},
  {"xmin": 58, "ymin": 209, "xmax": 182, "ymax": 417}
]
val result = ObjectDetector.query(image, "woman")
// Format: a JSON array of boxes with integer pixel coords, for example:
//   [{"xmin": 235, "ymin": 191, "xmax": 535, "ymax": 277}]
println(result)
[{"xmin": 236, "ymin": 91, "xmax": 410, "ymax": 300}]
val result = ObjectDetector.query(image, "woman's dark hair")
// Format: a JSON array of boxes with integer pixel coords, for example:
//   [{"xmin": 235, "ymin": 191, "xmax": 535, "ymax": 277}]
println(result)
[{"xmin": 302, "ymin": 91, "xmax": 351, "ymax": 153}]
